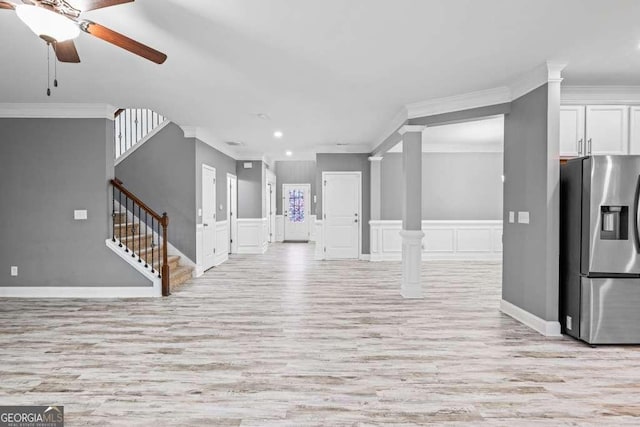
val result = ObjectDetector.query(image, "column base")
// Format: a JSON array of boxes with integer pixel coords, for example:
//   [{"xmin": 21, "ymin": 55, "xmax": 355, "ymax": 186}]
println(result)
[{"xmin": 400, "ymin": 229, "xmax": 425, "ymax": 299}]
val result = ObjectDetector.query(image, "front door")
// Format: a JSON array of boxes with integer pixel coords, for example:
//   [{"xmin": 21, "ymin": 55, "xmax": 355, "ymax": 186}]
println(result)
[
  {"xmin": 323, "ymin": 172, "xmax": 360, "ymax": 259},
  {"xmin": 202, "ymin": 165, "xmax": 216, "ymax": 270},
  {"xmin": 283, "ymin": 184, "xmax": 310, "ymax": 242}
]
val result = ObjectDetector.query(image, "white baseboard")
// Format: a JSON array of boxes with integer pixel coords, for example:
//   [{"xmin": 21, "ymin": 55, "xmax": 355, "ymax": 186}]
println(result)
[
  {"xmin": 0, "ymin": 285, "xmax": 160, "ymax": 298},
  {"xmin": 370, "ymin": 220, "xmax": 503, "ymax": 262},
  {"xmin": 500, "ymin": 299, "xmax": 562, "ymax": 337},
  {"xmin": 0, "ymin": 240, "xmax": 162, "ymax": 298}
]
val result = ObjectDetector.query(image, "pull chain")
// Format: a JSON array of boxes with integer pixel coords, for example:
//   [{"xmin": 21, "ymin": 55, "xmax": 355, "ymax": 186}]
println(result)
[
  {"xmin": 46, "ymin": 43, "xmax": 51, "ymax": 97},
  {"xmin": 54, "ymin": 51, "xmax": 58, "ymax": 88}
]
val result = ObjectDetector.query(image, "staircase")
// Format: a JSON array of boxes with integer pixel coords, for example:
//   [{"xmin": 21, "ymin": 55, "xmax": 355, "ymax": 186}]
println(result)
[
  {"xmin": 110, "ymin": 179, "xmax": 193, "ymax": 295},
  {"xmin": 113, "ymin": 213, "xmax": 193, "ymax": 291}
]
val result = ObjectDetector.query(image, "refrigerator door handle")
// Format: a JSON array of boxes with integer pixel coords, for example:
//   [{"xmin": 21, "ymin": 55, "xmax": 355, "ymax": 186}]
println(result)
[{"xmin": 634, "ymin": 175, "xmax": 640, "ymax": 253}]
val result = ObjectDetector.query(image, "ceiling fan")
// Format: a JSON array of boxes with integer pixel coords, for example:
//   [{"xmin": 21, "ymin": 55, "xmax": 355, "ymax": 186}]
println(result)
[{"xmin": 0, "ymin": 0, "xmax": 167, "ymax": 64}]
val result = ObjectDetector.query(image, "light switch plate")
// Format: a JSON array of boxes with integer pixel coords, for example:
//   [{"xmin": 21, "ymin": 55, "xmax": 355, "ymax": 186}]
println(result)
[
  {"xmin": 10, "ymin": 266, "xmax": 18, "ymax": 277},
  {"xmin": 74, "ymin": 210, "xmax": 88, "ymax": 220},
  {"xmin": 508, "ymin": 211, "xmax": 515, "ymax": 223},
  {"xmin": 518, "ymin": 211, "xmax": 530, "ymax": 224},
  {"xmin": 198, "ymin": 208, "xmax": 202, "ymax": 217}
]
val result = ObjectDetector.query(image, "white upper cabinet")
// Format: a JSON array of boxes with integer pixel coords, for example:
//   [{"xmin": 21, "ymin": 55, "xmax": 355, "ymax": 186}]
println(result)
[
  {"xmin": 560, "ymin": 106, "xmax": 585, "ymax": 157},
  {"xmin": 585, "ymin": 105, "xmax": 629, "ymax": 155},
  {"xmin": 629, "ymin": 107, "xmax": 640, "ymax": 155}
]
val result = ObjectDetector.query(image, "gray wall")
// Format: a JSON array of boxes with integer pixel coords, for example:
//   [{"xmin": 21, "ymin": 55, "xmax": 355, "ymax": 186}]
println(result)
[
  {"xmin": 316, "ymin": 153, "xmax": 371, "ymax": 254},
  {"xmin": 0, "ymin": 118, "xmax": 149, "ymax": 287},
  {"xmin": 502, "ymin": 83, "xmax": 560, "ymax": 322},
  {"xmin": 380, "ymin": 153, "xmax": 503, "ymax": 220},
  {"xmin": 236, "ymin": 160, "xmax": 264, "ymax": 218},
  {"xmin": 196, "ymin": 140, "xmax": 237, "ymax": 223},
  {"xmin": 115, "ymin": 123, "xmax": 197, "ymax": 261},
  {"xmin": 274, "ymin": 160, "xmax": 317, "ymax": 215}
]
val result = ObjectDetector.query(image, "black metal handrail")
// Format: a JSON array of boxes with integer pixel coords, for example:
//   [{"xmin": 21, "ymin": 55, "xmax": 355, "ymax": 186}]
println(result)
[{"xmin": 110, "ymin": 178, "xmax": 170, "ymax": 296}]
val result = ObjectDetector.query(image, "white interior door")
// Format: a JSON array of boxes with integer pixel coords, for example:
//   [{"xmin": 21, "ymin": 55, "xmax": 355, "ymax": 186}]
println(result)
[
  {"xmin": 283, "ymin": 184, "xmax": 310, "ymax": 241},
  {"xmin": 270, "ymin": 183, "xmax": 276, "ymax": 242},
  {"xmin": 227, "ymin": 174, "xmax": 237, "ymax": 254},
  {"xmin": 323, "ymin": 172, "xmax": 360, "ymax": 259},
  {"xmin": 202, "ymin": 165, "xmax": 216, "ymax": 270}
]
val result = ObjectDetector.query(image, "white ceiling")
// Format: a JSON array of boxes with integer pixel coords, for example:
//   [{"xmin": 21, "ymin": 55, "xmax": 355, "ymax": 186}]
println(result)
[
  {"xmin": 1, "ymin": 0, "xmax": 640, "ymax": 160},
  {"xmin": 388, "ymin": 116, "xmax": 504, "ymax": 153}
]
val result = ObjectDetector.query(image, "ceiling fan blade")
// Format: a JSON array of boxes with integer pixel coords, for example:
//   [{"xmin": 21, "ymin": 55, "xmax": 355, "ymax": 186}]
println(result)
[
  {"xmin": 0, "ymin": 1, "xmax": 16, "ymax": 10},
  {"xmin": 53, "ymin": 40, "xmax": 81, "ymax": 63},
  {"xmin": 81, "ymin": 21, "xmax": 167, "ymax": 64},
  {"xmin": 67, "ymin": 0, "xmax": 133, "ymax": 12}
]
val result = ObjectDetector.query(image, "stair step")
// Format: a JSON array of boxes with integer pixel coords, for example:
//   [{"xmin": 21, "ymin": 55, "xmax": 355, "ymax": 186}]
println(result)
[
  {"xmin": 114, "ymin": 223, "xmax": 140, "ymax": 234},
  {"xmin": 170, "ymin": 266, "xmax": 193, "ymax": 289}
]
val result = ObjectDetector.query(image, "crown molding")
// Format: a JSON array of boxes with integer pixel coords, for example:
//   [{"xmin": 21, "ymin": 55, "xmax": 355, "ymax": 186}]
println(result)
[
  {"xmin": 180, "ymin": 126, "xmax": 239, "ymax": 160},
  {"xmin": 561, "ymin": 85, "xmax": 640, "ymax": 105},
  {"xmin": 0, "ymin": 103, "xmax": 118, "ymax": 120},
  {"xmin": 368, "ymin": 156, "xmax": 384, "ymax": 162},
  {"xmin": 406, "ymin": 86, "xmax": 512, "ymax": 120},
  {"xmin": 509, "ymin": 61, "xmax": 567, "ymax": 101},
  {"xmin": 372, "ymin": 107, "xmax": 408, "ymax": 150},
  {"xmin": 398, "ymin": 125, "xmax": 427, "ymax": 135}
]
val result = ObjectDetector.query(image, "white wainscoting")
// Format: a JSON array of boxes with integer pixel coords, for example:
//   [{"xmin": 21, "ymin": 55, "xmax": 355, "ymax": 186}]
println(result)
[
  {"xmin": 215, "ymin": 221, "xmax": 229, "ymax": 266},
  {"xmin": 309, "ymin": 214, "xmax": 317, "ymax": 242},
  {"xmin": 275, "ymin": 215, "xmax": 284, "ymax": 242},
  {"xmin": 314, "ymin": 220, "xmax": 324, "ymax": 260},
  {"xmin": 237, "ymin": 218, "xmax": 269, "ymax": 254},
  {"xmin": 370, "ymin": 220, "xmax": 503, "ymax": 262}
]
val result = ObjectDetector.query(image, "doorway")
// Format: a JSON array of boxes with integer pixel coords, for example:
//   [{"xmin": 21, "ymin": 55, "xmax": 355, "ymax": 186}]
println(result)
[
  {"xmin": 322, "ymin": 172, "xmax": 361, "ymax": 259},
  {"xmin": 202, "ymin": 164, "xmax": 217, "ymax": 270},
  {"xmin": 283, "ymin": 183, "xmax": 311, "ymax": 242},
  {"xmin": 227, "ymin": 173, "xmax": 237, "ymax": 254}
]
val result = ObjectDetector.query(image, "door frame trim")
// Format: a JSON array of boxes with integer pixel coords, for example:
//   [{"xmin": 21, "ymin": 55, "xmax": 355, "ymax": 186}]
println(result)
[
  {"xmin": 321, "ymin": 171, "xmax": 362, "ymax": 259},
  {"xmin": 227, "ymin": 173, "xmax": 238, "ymax": 254},
  {"xmin": 202, "ymin": 163, "xmax": 217, "ymax": 271},
  {"xmin": 282, "ymin": 183, "xmax": 312, "ymax": 242}
]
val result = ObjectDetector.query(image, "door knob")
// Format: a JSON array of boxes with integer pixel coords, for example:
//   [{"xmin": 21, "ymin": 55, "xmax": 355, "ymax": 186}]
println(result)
[
  {"xmin": 203, "ymin": 223, "xmax": 209, "ymax": 227},
  {"xmin": 354, "ymin": 219, "xmax": 358, "ymax": 223}
]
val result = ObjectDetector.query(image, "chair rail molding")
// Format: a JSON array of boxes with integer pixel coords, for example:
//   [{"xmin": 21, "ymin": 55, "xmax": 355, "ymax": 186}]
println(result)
[{"xmin": 370, "ymin": 220, "xmax": 503, "ymax": 261}]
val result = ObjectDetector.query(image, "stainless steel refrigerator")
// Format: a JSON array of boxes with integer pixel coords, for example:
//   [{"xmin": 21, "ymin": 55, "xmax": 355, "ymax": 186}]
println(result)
[{"xmin": 560, "ymin": 155, "xmax": 640, "ymax": 344}]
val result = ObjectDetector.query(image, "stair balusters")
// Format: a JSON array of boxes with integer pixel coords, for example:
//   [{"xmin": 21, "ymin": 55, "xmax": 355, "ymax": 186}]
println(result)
[
  {"xmin": 110, "ymin": 178, "xmax": 170, "ymax": 296},
  {"xmin": 114, "ymin": 109, "xmax": 166, "ymax": 160}
]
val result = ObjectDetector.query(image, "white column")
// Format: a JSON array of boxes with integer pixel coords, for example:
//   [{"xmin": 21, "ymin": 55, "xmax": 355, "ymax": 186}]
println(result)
[
  {"xmin": 369, "ymin": 156, "xmax": 383, "ymax": 221},
  {"xmin": 398, "ymin": 125, "xmax": 426, "ymax": 298}
]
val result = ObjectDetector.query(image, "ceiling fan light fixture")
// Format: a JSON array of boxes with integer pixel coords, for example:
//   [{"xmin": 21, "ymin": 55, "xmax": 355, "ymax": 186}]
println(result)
[{"xmin": 16, "ymin": 5, "xmax": 80, "ymax": 42}]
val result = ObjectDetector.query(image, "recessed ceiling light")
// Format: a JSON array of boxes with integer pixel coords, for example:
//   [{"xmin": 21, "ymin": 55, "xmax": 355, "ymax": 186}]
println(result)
[
  {"xmin": 274, "ymin": 131, "xmax": 284, "ymax": 139},
  {"xmin": 285, "ymin": 150, "xmax": 293, "ymax": 157}
]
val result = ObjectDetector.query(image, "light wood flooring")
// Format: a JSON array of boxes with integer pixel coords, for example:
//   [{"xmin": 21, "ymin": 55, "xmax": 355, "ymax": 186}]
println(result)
[{"xmin": 1, "ymin": 243, "xmax": 640, "ymax": 426}]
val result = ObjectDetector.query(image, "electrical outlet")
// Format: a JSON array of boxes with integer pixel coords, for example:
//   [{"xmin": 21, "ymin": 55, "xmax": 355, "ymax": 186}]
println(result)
[
  {"xmin": 10, "ymin": 266, "xmax": 18, "ymax": 277},
  {"xmin": 566, "ymin": 316, "xmax": 572, "ymax": 330},
  {"xmin": 508, "ymin": 211, "xmax": 515, "ymax": 223}
]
